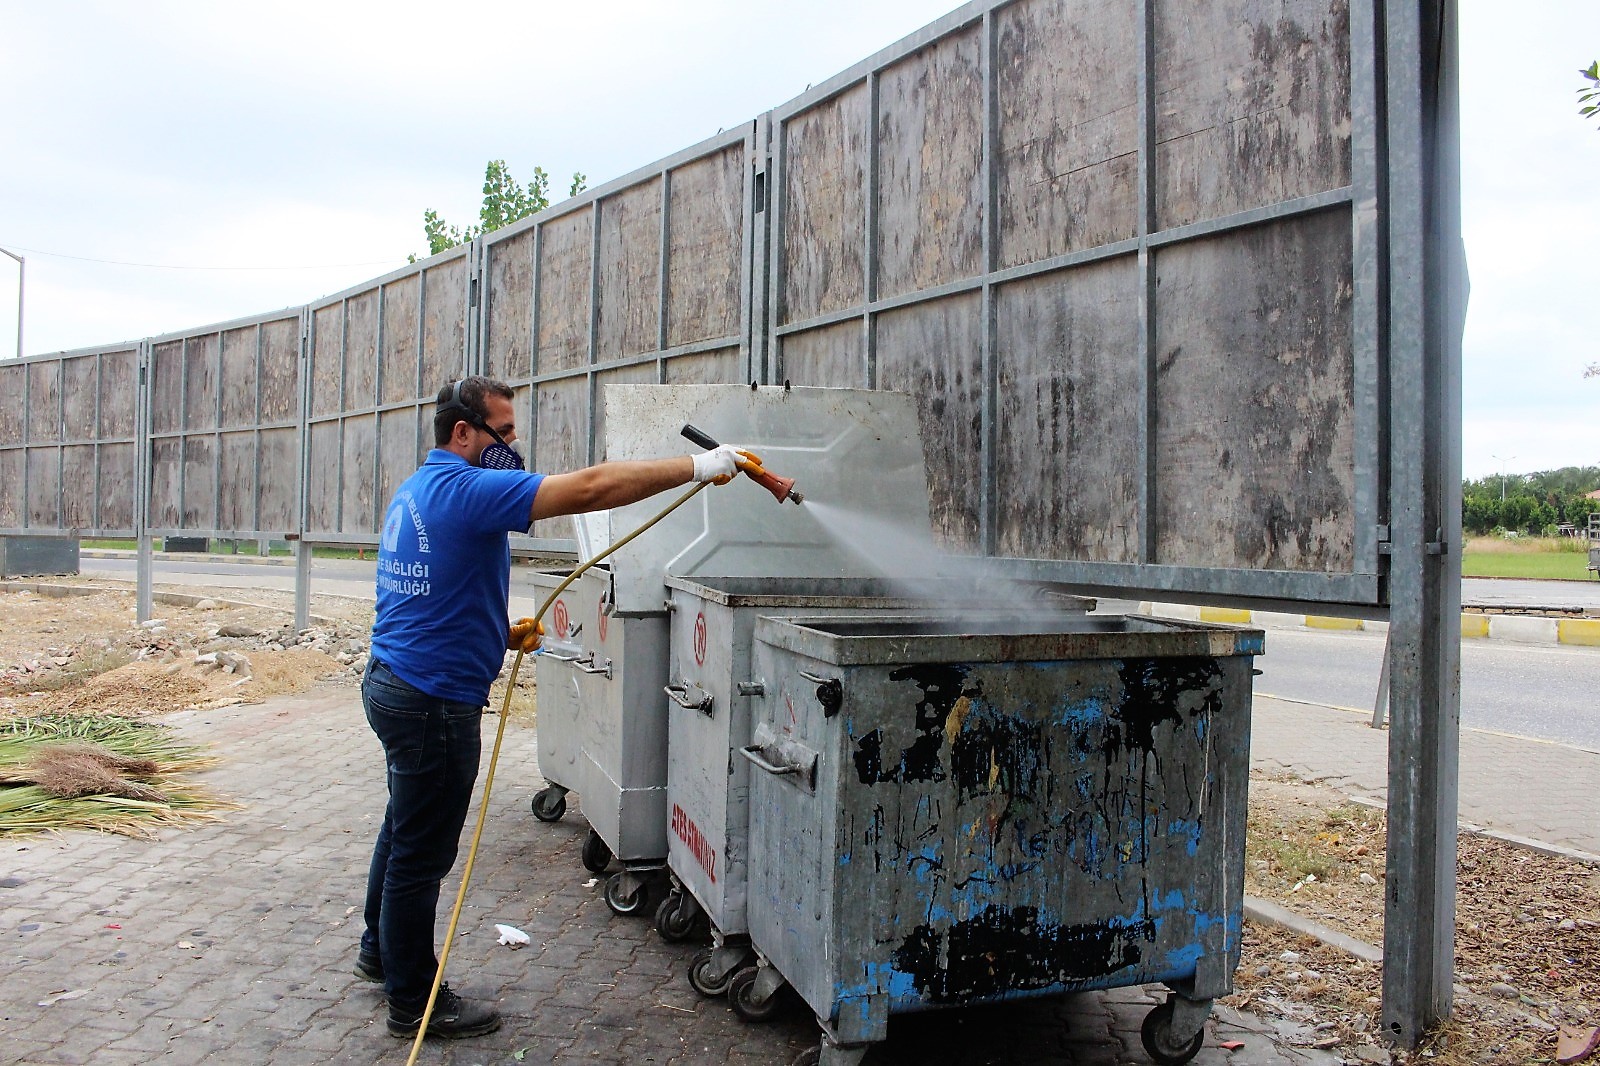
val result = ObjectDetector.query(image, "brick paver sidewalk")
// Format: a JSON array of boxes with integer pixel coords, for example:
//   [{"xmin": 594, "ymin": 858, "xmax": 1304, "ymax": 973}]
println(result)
[
  {"xmin": 0, "ymin": 687, "xmax": 1334, "ymax": 1066},
  {"xmin": 1251, "ymin": 694, "xmax": 1600, "ymax": 858}
]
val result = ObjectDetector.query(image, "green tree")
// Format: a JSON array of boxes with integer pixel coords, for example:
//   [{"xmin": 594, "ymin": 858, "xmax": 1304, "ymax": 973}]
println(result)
[
  {"xmin": 1461, "ymin": 466, "xmax": 1600, "ymax": 534},
  {"xmin": 1462, "ymin": 493, "xmax": 1500, "ymax": 534},
  {"xmin": 413, "ymin": 160, "xmax": 588, "ymax": 260}
]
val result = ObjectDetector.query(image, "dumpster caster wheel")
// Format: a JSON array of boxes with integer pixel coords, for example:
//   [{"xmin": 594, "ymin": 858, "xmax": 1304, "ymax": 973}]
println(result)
[
  {"xmin": 531, "ymin": 787, "xmax": 566, "ymax": 822},
  {"xmin": 603, "ymin": 873, "xmax": 647, "ymax": 916},
  {"xmin": 688, "ymin": 949, "xmax": 735, "ymax": 997},
  {"xmin": 728, "ymin": 966, "xmax": 783, "ymax": 1023},
  {"xmin": 655, "ymin": 891, "xmax": 700, "ymax": 942},
  {"xmin": 1141, "ymin": 1000, "xmax": 1205, "ymax": 1065},
  {"xmin": 581, "ymin": 830, "xmax": 612, "ymax": 873},
  {"xmin": 792, "ymin": 1049, "xmax": 821, "ymax": 1066}
]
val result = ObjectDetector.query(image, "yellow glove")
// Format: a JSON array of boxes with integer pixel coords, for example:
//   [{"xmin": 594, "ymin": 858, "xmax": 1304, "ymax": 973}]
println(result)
[
  {"xmin": 732, "ymin": 448, "xmax": 765, "ymax": 479},
  {"xmin": 509, "ymin": 617, "xmax": 544, "ymax": 654}
]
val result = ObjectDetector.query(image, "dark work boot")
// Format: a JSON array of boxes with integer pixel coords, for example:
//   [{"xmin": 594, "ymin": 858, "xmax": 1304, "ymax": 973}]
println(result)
[
  {"xmin": 354, "ymin": 949, "xmax": 384, "ymax": 983},
  {"xmin": 386, "ymin": 984, "xmax": 502, "ymax": 1039}
]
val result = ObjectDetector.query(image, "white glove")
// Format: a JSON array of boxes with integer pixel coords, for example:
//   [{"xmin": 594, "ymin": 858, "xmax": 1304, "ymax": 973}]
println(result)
[{"xmin": 691, "ymin": 444, "xmax": 744, "ymax": 484}]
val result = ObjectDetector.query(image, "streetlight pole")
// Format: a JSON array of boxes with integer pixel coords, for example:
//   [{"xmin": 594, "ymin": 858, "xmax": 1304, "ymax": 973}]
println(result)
[
  {"xmin": 0, "ymin": 246, "xmax": 22, "ymax": 360},
  {"xmin": 1490, "ymin": 453, "xmax": 1515, "ymax": 502}
]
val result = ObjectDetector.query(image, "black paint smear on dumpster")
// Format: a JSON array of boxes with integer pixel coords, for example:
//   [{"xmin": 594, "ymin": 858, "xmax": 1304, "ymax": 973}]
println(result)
[
  {"xmin": 894, "ymin": 904, "xmax": 1154, "ymax": 1002},
  {"xmin": 1093, "ymin": 657, "xmax": 1222, "ymax": 916},
  {"xmin": 852, "ymin": 665, "xmax": 977, "ymax": 785},
  {"xmin": 853, "ymin": 730, "xmax": 885, "ymax": 784},
  {"xmin": 950, "ymin": 712, "xmax": 1044, "ymax": 804},
  {"xmin": 1107, "ymin": 657, "xmax": 1221, "ymax": 758}
]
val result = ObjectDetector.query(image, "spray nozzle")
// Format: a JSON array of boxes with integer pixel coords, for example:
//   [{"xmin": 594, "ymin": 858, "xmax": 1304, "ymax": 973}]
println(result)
[{"xmin": 681, "ymin": 424, "xmax": 805, "ymax": 505}]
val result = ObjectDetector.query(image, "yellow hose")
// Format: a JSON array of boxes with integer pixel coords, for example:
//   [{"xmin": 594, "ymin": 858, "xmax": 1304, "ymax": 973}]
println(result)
[{"xmin": 405, "ymin": 481, "xmax": 708, "ymax": 1062}]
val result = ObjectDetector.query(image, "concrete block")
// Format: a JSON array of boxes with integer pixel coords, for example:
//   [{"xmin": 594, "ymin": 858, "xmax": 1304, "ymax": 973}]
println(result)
[
  {"xmin": 1305, "ymin": 614, "xmax": 1363, "ymax": 630},
  {"xmin": 1199, "ymin": 606, "xmax": 1252, "ymax": 624},
  {"xmin": 1558, "ymin": 618, "xmax": 1600, "ymax": 647},
  {"xmin": 1254, "ymin": 611, "xmax": 1304, "ymax": 629},
  {"xmin": 1488, "ymin": 615, "xmax": 1559, "ymax": 644},
  {"xmin": 1145, "ymin": 602, "xmax": 1202, "ymax": 621},
  {"xmin": 1460, "ymin": 613, "xmax": 1489, "ymax": 639}
]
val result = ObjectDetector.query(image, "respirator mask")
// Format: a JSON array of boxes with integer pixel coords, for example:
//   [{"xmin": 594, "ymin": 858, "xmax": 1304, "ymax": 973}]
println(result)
[
  {"xmin": 443, "ymin": 380, "xmax": 526, "ymax": 471},
  {"xmin": 474, "ymin": 425, "xmax": 526, "ymax": 471}
]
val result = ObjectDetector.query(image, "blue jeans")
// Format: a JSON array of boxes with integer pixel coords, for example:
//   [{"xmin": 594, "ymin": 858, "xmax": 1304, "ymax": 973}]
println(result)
[{"xmin": 361, "ymin": 659, "xmax": 483, "ymax": 1013}]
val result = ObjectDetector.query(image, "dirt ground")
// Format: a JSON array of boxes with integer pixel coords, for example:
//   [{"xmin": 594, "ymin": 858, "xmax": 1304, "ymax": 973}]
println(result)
[
  {"xmin": 1233, "ymin": 775, "xmax": 1600, "ymax": 1065},
  {"xmin": 0, "ymin": 581, "xmax": 538, "ymax": 723},
  {"xmin": 2, "ymin": 582, "xmax": 1596, "ymax": 1064},
  {"xmin": 0, "ymin": 583, "xmax": 372, "ymax": 718}
]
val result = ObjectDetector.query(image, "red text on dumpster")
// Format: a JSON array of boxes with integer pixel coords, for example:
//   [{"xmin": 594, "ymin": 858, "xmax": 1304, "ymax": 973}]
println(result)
[{"xmin": 671, "ymin": 803, "xmax": 717, "ymax": 883}]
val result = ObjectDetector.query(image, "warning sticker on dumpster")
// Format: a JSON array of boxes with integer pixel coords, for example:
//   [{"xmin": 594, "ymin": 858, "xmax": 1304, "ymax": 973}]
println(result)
[
  {"xmin": 552, "ymin": 599, "xmax": 569, "ymax": 640},
  {"xmin": 672, "ymin": 802, "xmax": 717, "ymax": 883},
  {"xmin": 693, "ymin": 612, "xmax": 707, "ymax": 665}
]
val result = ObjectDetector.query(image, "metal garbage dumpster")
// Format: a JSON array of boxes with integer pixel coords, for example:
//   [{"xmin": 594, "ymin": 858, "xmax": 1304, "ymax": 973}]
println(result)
[
  {"xmin": 660, "ymin": 576, "xmax": 1093, "ymax": 999},
  {"xmin": 735, "ymin": 612, "xmax": 1264, "ymax": 1066},
  {"xmin": 528, "ymin": 562, "xmax": 671, "ymax": 914}
]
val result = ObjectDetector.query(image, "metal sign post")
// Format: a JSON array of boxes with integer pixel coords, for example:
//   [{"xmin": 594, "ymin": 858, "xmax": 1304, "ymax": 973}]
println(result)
[{"xmin": 1381, "ymin": 0, "xmax": 1464, "ymax": 1044}]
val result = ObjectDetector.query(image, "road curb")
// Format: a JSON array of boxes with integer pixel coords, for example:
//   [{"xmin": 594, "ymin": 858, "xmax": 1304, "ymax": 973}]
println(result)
[
  {"xmin": 1243, "ymin": 896, "xmax": 1384, "ymax": 964},
  {"xmin": 1144, "ymin": 602, "xmax": 1600, "ymax": 648}
]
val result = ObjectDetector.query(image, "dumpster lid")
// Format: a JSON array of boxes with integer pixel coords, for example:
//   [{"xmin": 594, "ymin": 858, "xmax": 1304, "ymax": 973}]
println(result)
[
  {"xmin": 599, "ymin": 385, "xmax": 937, "ymax": 614},
  {"xmin": 664, "ymin": 573, "xmax": 1095, "ymax": 613},
  {"xmin": 753, "ymin": 612, "xmax": 1266, "ymax": 665}
]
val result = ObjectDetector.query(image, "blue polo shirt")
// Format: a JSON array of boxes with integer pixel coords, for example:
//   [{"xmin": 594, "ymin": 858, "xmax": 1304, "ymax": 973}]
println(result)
[{"xmin": 370, "ymin": 450, "xmax": 544, "ymax": 706}]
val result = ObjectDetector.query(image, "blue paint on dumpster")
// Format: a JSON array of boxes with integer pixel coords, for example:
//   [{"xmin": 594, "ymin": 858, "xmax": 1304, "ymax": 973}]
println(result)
[{"xmin": 743, "ymin": 614, "xmax": 1262, "ymax": 1053}]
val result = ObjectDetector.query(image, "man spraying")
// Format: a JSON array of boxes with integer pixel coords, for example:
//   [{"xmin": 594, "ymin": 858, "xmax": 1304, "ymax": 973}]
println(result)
[{"xmin": 356, "ymin": 375, "xmax": 751, "ymax": 1039}]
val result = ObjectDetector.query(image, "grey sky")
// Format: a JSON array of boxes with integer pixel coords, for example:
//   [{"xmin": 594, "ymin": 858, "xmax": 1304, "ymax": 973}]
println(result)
[{"xmin": 2, "ymin": 1, "xmax": 1596, "ymax": 481}]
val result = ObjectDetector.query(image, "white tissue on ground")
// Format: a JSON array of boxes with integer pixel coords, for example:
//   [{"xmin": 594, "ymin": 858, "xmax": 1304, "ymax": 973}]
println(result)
[{"xmin": 494, "ymin": 923, "xmax": 531, "ymax": 947}]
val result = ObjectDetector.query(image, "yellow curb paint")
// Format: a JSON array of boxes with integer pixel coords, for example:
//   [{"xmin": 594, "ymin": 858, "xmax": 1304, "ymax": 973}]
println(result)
[
  {"xmin": 1459, "ymin": 614, "xmax": 1489, "ymax": 639},
  {"xmin": 1305, "ymin": 615, "xmax": 1363, "ymax": 631},
  {"xmin": 1198, "ymin": 607, "xmax": 1253, "ymax": 624},
  {"xmin": 1558, "ymin": 619, "xmax": 1600, "ymax": 647}
]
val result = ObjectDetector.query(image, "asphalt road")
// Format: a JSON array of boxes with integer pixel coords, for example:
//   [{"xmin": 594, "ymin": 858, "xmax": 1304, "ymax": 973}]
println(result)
[
  {"xmin": 77, "ymin": 553, "xmax": 559, "ymax": 613},
  {"xmin": 1253, "ymin": 624, "xmax": 1600, "ymax": 753},
  {"xmin": 1461, "ymin": 575, "xmax": 1600, "ymax": 609},
  {"xmin": 81, "ymin": 554, "xmax": 380, "ymax": 603}
]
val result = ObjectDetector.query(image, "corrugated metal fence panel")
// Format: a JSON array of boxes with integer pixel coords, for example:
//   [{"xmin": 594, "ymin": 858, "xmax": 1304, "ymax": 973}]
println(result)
[
  {"xmin": 25, "ymin": 358, "xmax": 62, "ymax": 530},
  {"xmin": 480, "ymin": 126, "xmax": 757, "ymax": 547},
  {"xmin": 0, "ymin": 360, "xmax": 27, "ymax": 529},
  {"xmin": 145, "ymin": 310, "xmax": 303, "ymax": 538},
  {"xmin": 303, "ymin": 249, "xmax": 472, "ymax": 543},
  {"xmin": 0, "ymin": 0, "xmax": 1391, "ymax": 607},
  {"xmin": 766, "ymin": 0, "xmax": 1373, "ymax": 604},
  {"xmin": 0, "ymin": 345, "xmax": 140, "ymax": 537}
]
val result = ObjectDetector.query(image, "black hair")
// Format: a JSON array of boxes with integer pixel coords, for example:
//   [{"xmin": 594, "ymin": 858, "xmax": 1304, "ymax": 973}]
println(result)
[{"xmin": 433, "ymin": 376, "xmax": 514, "ymax": 446}]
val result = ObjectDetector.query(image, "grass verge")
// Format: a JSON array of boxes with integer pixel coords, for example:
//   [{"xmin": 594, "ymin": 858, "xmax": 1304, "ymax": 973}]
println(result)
[{"xmin": 1462, "ymin": 536, "xmax": 1596, "ymax": 580}]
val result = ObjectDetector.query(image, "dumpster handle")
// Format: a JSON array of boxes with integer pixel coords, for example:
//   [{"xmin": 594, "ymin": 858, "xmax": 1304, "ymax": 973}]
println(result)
[
  {"xmin": 740, "ymin": 746, "xmax": 799, "ymax": 776},
  {"xmin": 740, "ymin": 744, "xmax": 816, "ymax": 790},
  {"xmin": 797, "ymin": 670, "xmax": 844, "ymax": 718},
  {"xmin": 542, "ymin": 650, "xmax": 581, "ymax": 663},
  {"xmin": 664, "ymin": 683, "xmax": 714, "ymax": 714},
  {"xmin": 573, "ymin": 655, "xmax": 614, "ymax": 680}
]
